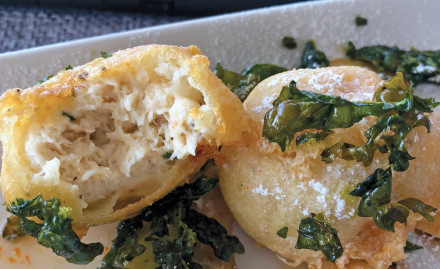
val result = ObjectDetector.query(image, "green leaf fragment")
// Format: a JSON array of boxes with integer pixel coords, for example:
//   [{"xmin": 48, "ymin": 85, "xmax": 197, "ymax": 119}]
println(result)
[
  {"xmin": 185, "ymin": 209, "xmax": 244, "ymax": 261},
  {"xmin": 404, "ymin": 241, "xmax": 423, "ymax": 253},
  {"xmin": 100, "ymin": 216, "xmax": 146, "ymax": 269},
  {"xmin": 296, "ymin": 130, "xmax": 335, "ymax": 146},
  {"xmin": 346, "ymin": 41, "xmax": 440, "ymax": 86},
  {"xmin": 299, "ymin": 41, "xmax": 330, "ymax": 69},
  {"xmin": 350, "ymin": 168, "xmax": 392, "ymax": 217},
  {"xmin": 263, "ymin": 76, "xmax": 413, "ymax": 151},
  {"xmin": 296, "ymin": 213, "xmax": 343, "ymax": 263},
  {"xmin": 355, "ymin": 16, "xmax": 368, "ymax": 26},
  {"xmin": 214, "ymin": 63, "xmax": 287, "ymax": 102},
  {"xmin": 162, "ymin": 152, "xmax": 173, "ymax": 159},
  {"xmin": 276, "ymin": 226, "xmax": 288, "ymax": 239},
  {"xmin": 37, "ymin": 74, "xmax": 55, "ymax": 85},
  {"xmin": 6, "ymin": 194, "xmax": 104, "ymax": 264},
  {"xmin": 103, "ymin": 175, "xmax": 243, "ymax": 269},
  {"xmin": 152, "ymin": 212, "xmax": 200, "ymax": 269},
  {"xmin": 373, "ymin": 203, "xmax": 409, "ymax": 232},
  {"xmin": 241, "ymin": 64, "xmax": 288, "ymax": 81},
  {"xmin": 100, "ymin": 51, "xmax": 113, "ymax": 58},
  {"xmin": 1, "ymin": 215, "xmax": 26, "ymax": 240},
  {"xmin": 282, "ymin": 36, "xmax": 297, "ymax": 49},
  {"xmin": 398, "ymin": 198, "xmax": 437, "ymax": 222},
  {"xmin": 62, "ymin": 111, "xmax": 76, "ymax": 121}
]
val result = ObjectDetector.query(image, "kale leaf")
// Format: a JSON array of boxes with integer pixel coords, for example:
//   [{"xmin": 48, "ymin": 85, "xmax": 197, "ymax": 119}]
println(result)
[
  {"xmin": 6, "ymin": 194, "xmax": 104, "ymax": 264},
  {"xmin": 404, "ymin": 241, "xmax": 423, "ymax": 253},
  {"xmin": 282, "ymin": 36, "xmax": 297, "ymax": 49},
  {"xmin": 100, "ymin": 51, "xmax": 113, "ymax": 58},
  {"xmin": 296, "ymin": 130, "xmax": 335, "ymax": 146},
  {"xmin": 101, "ymin": 176, "xmax": 244, "ymax": 269},
  {"xmin": 296, "ymin": 213, "xmax": 343, "ymax": 263},
  {"xmin": 398, "ymin": 198, "xmax": 437, "ymax": 222},
  {"xmin": 321, "ymin": 73, "xmax": 438, "ymax": 170},
  {"xmin": 37, "ymin": 74, "xmax": 55, "ymax": 85},
  {"xmin": 276, "ymin": 226, "xmax": 288, "ymax": 239},
  {"xmin": 184, "ymin": 209, "xmax": 244, "ymax": 261},
  {"xmin": 151, "ymin": 210, "xmax": 200, "ymax": 269},
  {"xmin": 349, "ymin": 170, "xmax": 436, "ymax": 232},
  {"xmin": 350, "ymin": 168, "xmax": 392, "ymax": 217},
  {"xmin": 346, "ymin": 41, "xmax": 440, "ymax": 86},
  {"xmin": 373, "ymin": 203, "xmax": 409, "ymax": 232},
  {"xmin": 61, "ymin": 111, "xmax": 76, "ymax": 121},
  {"xmin": 263, "ymin": 75, "xmax": 413, "ymax": 151},
  {"xmin": 355, "ymin": 16, "xmax": 368, "ymax": 26},
  {"xmin": 1, "ymin": 215, "xmax": 26, "ymax": 240},
  {"xmin": 299, "ymin": 41, "xmax": 330, "ymax": 69},
  {"xmin": 214, "ymin": 63, "xmax": 287, "ymax": 102},
  {"xmin": 99, "ymin": 216, "xmax": 146, "ymax": 269}
]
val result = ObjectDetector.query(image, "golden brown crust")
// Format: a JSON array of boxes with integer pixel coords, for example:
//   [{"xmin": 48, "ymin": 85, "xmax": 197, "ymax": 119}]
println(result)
[
  {"xmin": 219, "ymin": 66, "xmax": 440, "ymax": 268},
  {"xmin": 0, "ymin": 44, "xmax": 256, "ymax": 226}
]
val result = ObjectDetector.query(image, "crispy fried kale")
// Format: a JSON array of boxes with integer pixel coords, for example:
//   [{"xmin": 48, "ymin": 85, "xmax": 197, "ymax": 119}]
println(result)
[
  {"xmin": 299, "ymin": 41, "xmax": 330, "ymax": 69},
  {"xmin": 100, "ymin": 176, "xmax": 244, "ymax": 269},
  {"xmin": 296, "ymin": 213, "xmax": 343, "ymax": 262},
  {"xmin": 1, "ymin": 215, "xmax": 26, "ymax": 240},
  {"xmin": 99, "ymin": 216, "xmax": 146, "ymax": 269},
  {"xmin": 263, "ymin": 74, "xmax": 420, "ymax": 151},
  {"xmin": 5, "ymin": 194, "xmax": 104, "ymax": 264},
  {"xmin": 214, "ymin": 63, "xmax": 287, "ymax": 102},
  {"xmin": 346, "ymin": 41, "xmax": 440, "ymax": 86}
]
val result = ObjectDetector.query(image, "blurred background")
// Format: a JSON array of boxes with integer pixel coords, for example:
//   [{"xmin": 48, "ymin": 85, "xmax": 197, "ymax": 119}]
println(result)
[{"xmin": 0, "ymin": 0, "xmax": 306, "ymax": 53}]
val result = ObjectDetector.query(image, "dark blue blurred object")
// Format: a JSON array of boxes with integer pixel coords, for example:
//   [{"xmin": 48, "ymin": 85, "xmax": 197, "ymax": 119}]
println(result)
[{"xmin": 0, "ymin": 0, "xmax": 307, "ymax": 14}]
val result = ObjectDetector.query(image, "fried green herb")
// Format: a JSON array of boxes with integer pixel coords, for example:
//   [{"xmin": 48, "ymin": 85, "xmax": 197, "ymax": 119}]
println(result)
[
  {"xmin": 214, "ymin": 63, "xmax": 287, "ymax": 102},
  {"xmin": 373, "ymin": 203, "xmax": 409, "ymax": 232},
  {"xmin": 349, "ymin": 169, "xmax": 436, "ymax": 231},
  {"xmin": 276, "ymin": 227, "xmax": 288, "ymax": 239},
  {"xmin": 296, "ymin": 213, "xmax": 343, "ymax": 263},
  {"xmin": 61, "ymin": 111, "xmax": 76, "ymax": 121},
  {"xmin": 6, "ymin": 194, "xmax": 104, "ymax": 264},
  {"xmin": 350, "ymin": 168, "xmax": 392, "ymax": 217},
  {"xmin": 282, "ymin": 36, "xmax": 297, "ymax": 49},
  {"xmin": 37, "ymin": 74, "xmax": 55, "ymax": 85},
  {"xmin": 101, "ymin": 176, "xmax": 244, "ymax": 269},
  {"xmin": 398, "ymin": 198, "xmax": 437, "ymax": 222},
  {"xmin": 296, "ymin": 130, "xmax": 335, "ymax": 146},
  {"xmin": 100, "ymin": 51, "xmax": 113, "ymax": 58},
  {"xmin": 162, "ymin": 152, "xmax": 173, "ymax": 159},
  {"xmin": 321, "ymin": 73, "xmax": 438, "ymax": 170},
  {"xmin": 355, "ymin": 16, "xmax": 368, "ymax": 26},
  {"xmin": 185, "ymin": 209, "xmax": 244, "ymax": 261},
  {"xmin": 299, "ymin": 40, "xmax": 330, "ymax": 69},
  {"xmin": 321, "ymin": 114, "xmax": 414, "ymax": 169},
  {"xmin": 100, "ymin": 216, "xmax": 146, "ymax": 269},
  {"xmin": 36, "ymin": 65, "xmax": 73, "ymax": 84},
  {"xmin": 404, "ymin": 241, "xmax": 423, "ymax": 253},
  {"xmin": 150, "ymin": 209, "xmax": 200, "ymax": 269},
  {"xmin": 1, "ymin": 215, "xmax": 26, "ymax": 240},
  {"xmin": 263, "ymin": 75, "xmax": 415, "ymax": 151},
  {"xmin": 346, "ymin": 41, "xmax": 440, "ymax": 86}
]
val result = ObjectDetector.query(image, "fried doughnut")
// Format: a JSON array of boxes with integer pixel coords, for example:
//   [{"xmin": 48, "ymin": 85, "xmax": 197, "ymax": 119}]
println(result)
[
  {"xmin": 219, "ymin": 66, "xmax": 440, "ymax": 268},
  {"xmin": 0, "ymin": 44, "xmax": 256, "ymax": 226}
]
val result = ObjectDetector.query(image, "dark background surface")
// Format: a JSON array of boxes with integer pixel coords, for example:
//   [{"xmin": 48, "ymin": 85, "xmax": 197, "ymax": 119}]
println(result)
[{"xmin": 0, "ymin": 1, "xmax": 303, "ymax": 53}]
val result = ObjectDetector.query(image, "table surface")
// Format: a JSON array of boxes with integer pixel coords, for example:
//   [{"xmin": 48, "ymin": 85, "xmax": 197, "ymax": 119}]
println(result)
[{"xmin": 0, "ymin": 5, "xmax": 197, "ymax": 53}]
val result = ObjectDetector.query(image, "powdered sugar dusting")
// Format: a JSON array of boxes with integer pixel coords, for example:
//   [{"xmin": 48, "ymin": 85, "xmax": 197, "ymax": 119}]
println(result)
[
  {"xmin": 251, "ymin": 183, "xmax": 286, "ymax": 200},
  {"xmin": 252, "ymin": 92, "xmax": 279, "ymax": 113},
  {"xmin": 309, "ymin": 179, "xmax": 329, "ymax": 209}
]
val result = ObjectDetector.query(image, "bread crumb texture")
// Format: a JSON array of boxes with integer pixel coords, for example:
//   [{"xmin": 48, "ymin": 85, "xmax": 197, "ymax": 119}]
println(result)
[{"xmin": 0, "ymin": 45, "xmax": 256, "ymax": 226}]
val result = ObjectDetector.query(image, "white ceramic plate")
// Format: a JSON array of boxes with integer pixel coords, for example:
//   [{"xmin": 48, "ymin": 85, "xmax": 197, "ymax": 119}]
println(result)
[{"xmin": 1, "ymin": 0, "xmax": 440, "ymax": 268}]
